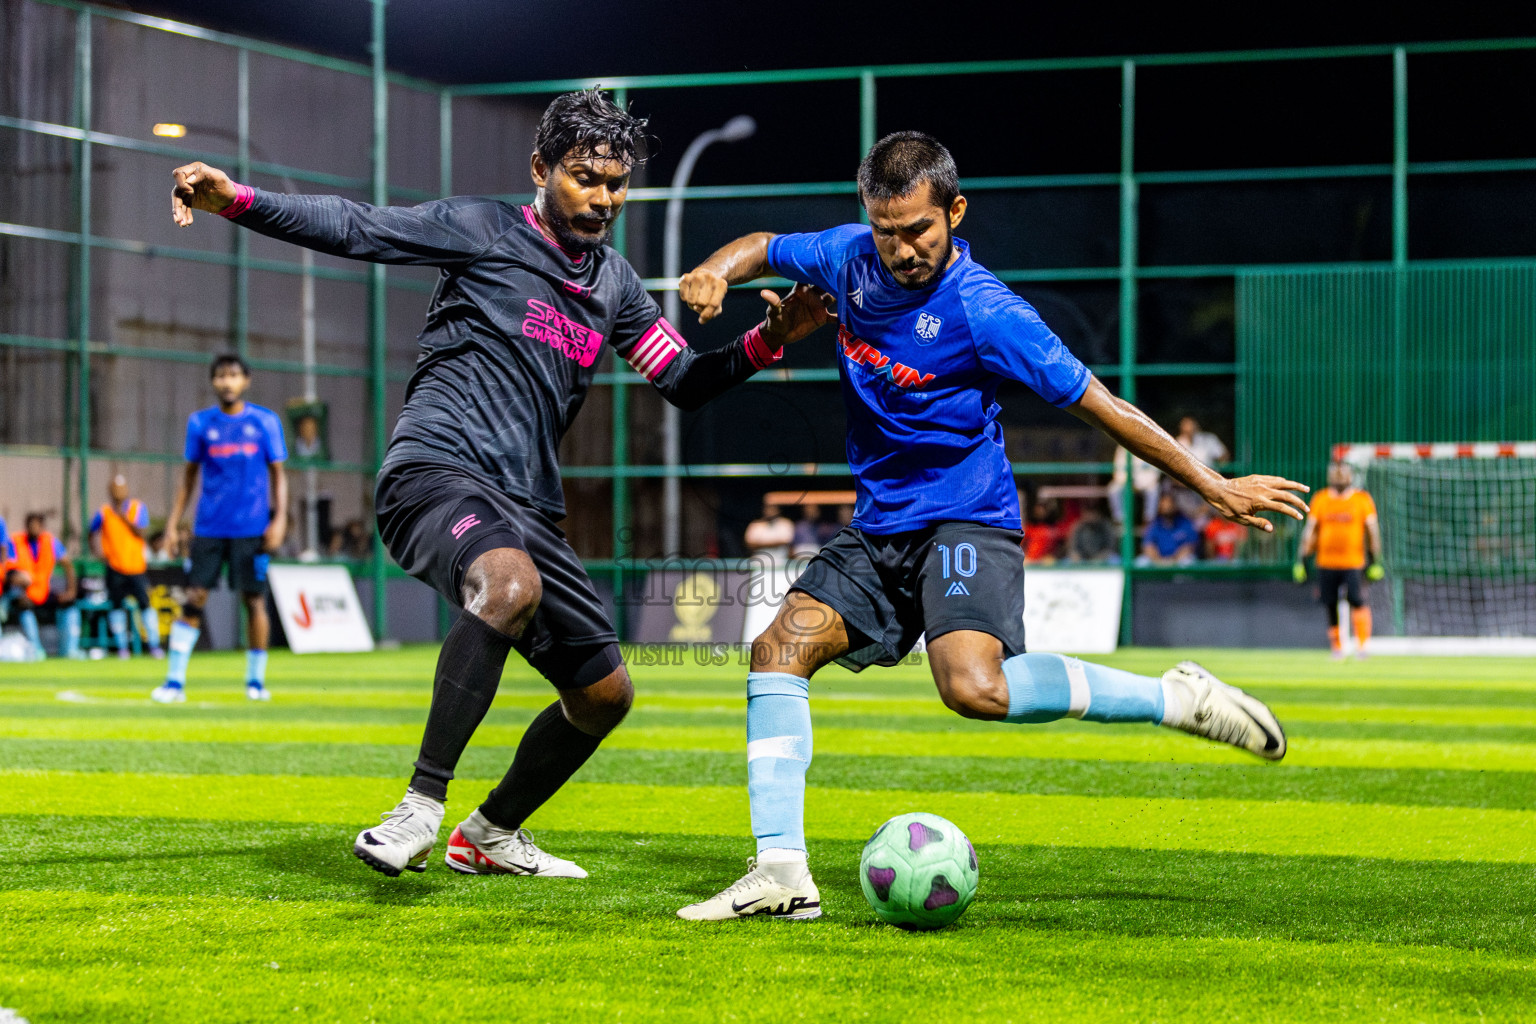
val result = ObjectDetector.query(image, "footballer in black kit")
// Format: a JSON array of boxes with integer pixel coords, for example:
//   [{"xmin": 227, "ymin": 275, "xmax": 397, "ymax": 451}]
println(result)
[{"xmin": 172, "ymin": 89, "xmax": 832, "ymax": 878}]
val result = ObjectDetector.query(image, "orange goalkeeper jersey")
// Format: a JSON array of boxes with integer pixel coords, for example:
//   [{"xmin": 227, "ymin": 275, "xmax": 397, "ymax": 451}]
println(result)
[{"xmin": 1311, "ymin": 488, "xmax": 1377, "ymax": 570}]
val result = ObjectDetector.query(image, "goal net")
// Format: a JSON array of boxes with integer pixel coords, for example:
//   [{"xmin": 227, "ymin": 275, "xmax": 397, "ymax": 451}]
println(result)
[{"xmin": 1334, "ymin": 443, "xmax": 1536, "ymax": 655}]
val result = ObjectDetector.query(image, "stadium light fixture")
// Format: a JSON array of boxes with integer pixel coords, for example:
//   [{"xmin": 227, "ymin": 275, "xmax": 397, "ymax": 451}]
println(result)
[
  {"xmin": 153, "ymin": 123, "xmax": 188, "ymax": 138},
  {"xmin": 661, "ymin": 115, "xmax": 759, "ymax": 556}
]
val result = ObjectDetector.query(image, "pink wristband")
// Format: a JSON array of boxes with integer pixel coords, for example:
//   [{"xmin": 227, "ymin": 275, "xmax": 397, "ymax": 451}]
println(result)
[
  {"xmin": 218, "ymin": 183, "xmax": 255, "ymax": 219},
  {"xmin": 743, "ymin": 325, "xmax": 783, "ymax": 370}
]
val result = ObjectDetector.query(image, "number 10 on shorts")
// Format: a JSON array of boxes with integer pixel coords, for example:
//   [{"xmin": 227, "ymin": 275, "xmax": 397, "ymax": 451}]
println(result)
[{"xmin": 937, "ymin": 542, "xmax": 977, "ymax": 579}]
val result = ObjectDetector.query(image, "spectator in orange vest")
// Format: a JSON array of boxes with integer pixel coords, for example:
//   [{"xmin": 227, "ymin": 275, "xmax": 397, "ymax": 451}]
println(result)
[
  {"xmin": 89, "ymin": 475, "xmax": 165, "ymax": 660},
  {"xmin": 7, "ymin": 512, "xmax": 80, "ymax": 659}
]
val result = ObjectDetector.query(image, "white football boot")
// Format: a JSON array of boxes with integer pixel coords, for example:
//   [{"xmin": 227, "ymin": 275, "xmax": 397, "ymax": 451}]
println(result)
[
  {"xmin": 443, "ymin": 809, "xmax": 587, "ymax": 878},
  {"xmin": 150, "ymin": 681, "xmax": 186, "ymax": 704},
  {"xmin": 677, "ymin": 856, "xmax": 822, "ymax": 922},
  {"xmin": 1161, "ymin": 660, "xmax": 1286, "ymax": 761},
  {"xmin": 353, "ymin": 791, "xmax": 443, "ymax": 877}
]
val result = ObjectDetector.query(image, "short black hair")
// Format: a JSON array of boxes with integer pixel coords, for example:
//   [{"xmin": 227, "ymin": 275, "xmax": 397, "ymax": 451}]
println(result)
[
  {"xmin": 210, "ymin": 353, "xmax": 249, "ymax": 378},
  {"xmin": 24, "ymin": 512, "xmax": 44, "ymax": 528},
  {"xmin": 857, "ymin": 131, "xmax": 960, "ymax": 212},
  {"xmin": 535, "ymin": 87, "xmax": 651, "ymax": 169}
]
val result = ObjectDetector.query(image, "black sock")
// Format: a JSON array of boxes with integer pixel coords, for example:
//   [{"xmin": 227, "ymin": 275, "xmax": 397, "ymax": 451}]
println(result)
[
  {"xmin": 479, "ymin": 700, "xmax": 603, "ymax": 830},
  {"xmin": 409, "ymin": 611, "xmax": 515, "ymax": 802}
]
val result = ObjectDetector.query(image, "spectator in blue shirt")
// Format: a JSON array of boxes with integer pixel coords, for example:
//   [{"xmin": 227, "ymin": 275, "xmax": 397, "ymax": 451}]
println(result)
[{"xmin": 1140, "ymin": 493, "xmax": 1201, "ymax": 566}]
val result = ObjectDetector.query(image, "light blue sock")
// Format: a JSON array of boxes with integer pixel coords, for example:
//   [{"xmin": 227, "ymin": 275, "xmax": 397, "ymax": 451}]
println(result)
[
  {"xmin": 19, "ymin": 609, "xmax": 42, "ymax": 655},
  {"xmin": 165, "ymin": 620, "xmax": 199, "ymax": 686},
  {"xmin": 246, "ymin": 649, "xmax": 268, "ymax": 685},
  {"xmin": 746, "ymin": 672, "xmax": 812, "ymax": 854},
  {"xmin": 60, "ymin": 606, "xmax": 81, "ymax": 657},
  {"xmin": 109, "ymin": 609, "xmax": 130, "ymax": 653},
  {"xmin": 1002, "ymin": 652, "xmax": 1166, "ymax": 724}
]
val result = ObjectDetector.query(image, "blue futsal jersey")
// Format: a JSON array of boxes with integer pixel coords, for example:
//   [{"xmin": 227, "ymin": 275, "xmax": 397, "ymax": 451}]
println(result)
[
  {"xmin": 184, "ymin": 404, "xmax": 287, "ymax": 538},
  {"xmin": 767, "ymin": 226, "xmax": 1091, "ymax": 534}
]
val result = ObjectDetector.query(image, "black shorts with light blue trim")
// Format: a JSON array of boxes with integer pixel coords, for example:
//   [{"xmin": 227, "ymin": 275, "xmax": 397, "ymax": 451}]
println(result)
[{"xmin": 790, "ymin": 521, "xmax": 1026, "ymax": 672}]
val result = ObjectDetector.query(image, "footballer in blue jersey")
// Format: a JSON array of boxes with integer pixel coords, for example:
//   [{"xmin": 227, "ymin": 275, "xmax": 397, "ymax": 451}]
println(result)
[
  {"xmin": 675, "ymin": 132, "xmax": 1313, "ymax": 922},
  {"xmin": 154, "ymin": 353, "xmax": 288, "ymax": 704}
]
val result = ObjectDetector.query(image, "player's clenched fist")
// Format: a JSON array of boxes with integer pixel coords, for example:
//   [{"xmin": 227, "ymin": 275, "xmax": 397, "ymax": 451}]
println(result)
[
  {"xmin": 171, "ymin": 162, "xmax": 238, "ymax": 226},
  {"xmin": 679, "ymin": 268, "xmax": 729, "ymax": 324}
]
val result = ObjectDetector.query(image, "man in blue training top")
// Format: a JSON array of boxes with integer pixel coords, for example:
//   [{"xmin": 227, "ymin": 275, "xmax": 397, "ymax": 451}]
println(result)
[
  {"xmin": 674, "ymin": 132, "xmax": 1311, "ymax": 922},
  {"xmin": 153, "ymin": 353, "xmax": 288, "ymax": 703},
  {"xmin": 1140, "ymin": 491, "xmax": 1201, "ymax": 566}
]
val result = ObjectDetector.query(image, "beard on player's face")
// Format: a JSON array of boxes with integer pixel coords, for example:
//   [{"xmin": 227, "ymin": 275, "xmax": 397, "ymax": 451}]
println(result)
[
  {"xmin": 539, "ymin": 153, "xmax": 629, "ymax": 253},
  {"xmin": 886, "ymin": 224, "xmax": 953, "ymax": 291},
  {"xmin": 211, "ymin": 370, "xmax": 249, "ymax": 407}
]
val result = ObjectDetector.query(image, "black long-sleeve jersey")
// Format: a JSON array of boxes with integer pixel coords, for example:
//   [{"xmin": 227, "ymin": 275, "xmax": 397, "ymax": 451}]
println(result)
[{"xmin": 227, "ymin": 190, "xmax": 780, "ymax": 518}]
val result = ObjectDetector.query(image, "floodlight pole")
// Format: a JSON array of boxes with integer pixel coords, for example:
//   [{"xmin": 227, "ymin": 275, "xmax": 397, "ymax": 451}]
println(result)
[{"xmin": 660, "ymin": 116, "xmax": 756, "ymax": 556}]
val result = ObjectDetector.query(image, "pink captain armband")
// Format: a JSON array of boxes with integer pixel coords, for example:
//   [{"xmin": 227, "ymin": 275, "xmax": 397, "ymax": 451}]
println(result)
[
  {"xmin": 743, "ymin": 324, "xmax": 783, "ymax": 371},
  {"xmin": 217, "ymin": 183, "xmax": 255, "ymax": 219}
]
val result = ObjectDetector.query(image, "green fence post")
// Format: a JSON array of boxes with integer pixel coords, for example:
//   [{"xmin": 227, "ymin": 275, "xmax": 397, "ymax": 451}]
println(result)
[
  {"xmin": 234, "ymin": 47, "xmax": 250, "ymax": 359},
  {"xmin": 859, "ymin": 71, "xmax": 875, "ymax": 224},
  {"xmin": 439, "ymin": 90, "xmax": 453, "ymax": 198},
  {"xmin": 1117, "ymin": 59, "xmax": 1138, "ymax": 647},
  {"xmin": 74, "ymin": 7, "xmax": 93, "ymax": 549},
  {"xmin": 1390, "ymin": 47, "xmax": 1408, "ymax": 636},
  {"xmin": 610, "ymin": 85, "xmax": 630, "ymax": 639},
  {"xmin": 369, "ymin": 0, "xmax": 389, "ymax": 640}
]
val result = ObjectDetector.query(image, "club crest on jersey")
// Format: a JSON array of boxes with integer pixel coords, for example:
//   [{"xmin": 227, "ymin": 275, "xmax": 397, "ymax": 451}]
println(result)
[
  {"xmin": 850, "ymin": 285, "xmax": 864, "ymax": 309},
  {"xmin": 838, "ymin": 325, "xmax": 935, "ymax": 390},
  {"xmin": 914, "ymin": 310, "xmax": 943, "ymax": 345}
]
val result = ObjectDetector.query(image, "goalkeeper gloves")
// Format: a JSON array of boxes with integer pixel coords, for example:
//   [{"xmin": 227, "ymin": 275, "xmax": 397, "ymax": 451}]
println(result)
[
  {"xmin": 1292, "ymin": 562, "xmax": 1307, "ymax": 584},
  {"xmin": 1367, "ymin": 563, "xmax": 1385, "ymax": 581}
]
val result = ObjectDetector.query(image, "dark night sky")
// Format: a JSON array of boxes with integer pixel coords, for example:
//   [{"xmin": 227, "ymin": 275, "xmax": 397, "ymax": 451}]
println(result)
[{"xmin": 113, "ymin": 0, "xmax": 1536, "ymax": 87}]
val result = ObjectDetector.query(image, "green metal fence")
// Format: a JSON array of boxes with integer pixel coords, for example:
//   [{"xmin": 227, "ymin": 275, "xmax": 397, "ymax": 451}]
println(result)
[
  {"xmin": 1237, "ymin": 262, "xmax": 1536, "ymax": 489},
  {"xmin": 4, "ymin": 0, "xmax": 1535, "ymax": 641}
]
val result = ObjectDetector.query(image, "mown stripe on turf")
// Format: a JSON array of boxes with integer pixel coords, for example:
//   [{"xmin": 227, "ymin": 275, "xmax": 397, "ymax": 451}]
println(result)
[
  {"xmin": 4, "ymin": 823, "xmax": 1536, "ymax": 961},
  {"xmin": 5, "ymin": 739, "xmax": 1533, "ymax": 811},
  {"xmin": 5, "ymin": 770, "xmax": 1536, "ymax": 864},
  {"xmin": 8, "ymin": 716, "xmax": 1536, "ymax": 772},
  {"xmin": 10, "ymin": 685, "xmax": 1536, "ymax": 728},
  {"xmin": 2, "ymin": 888, "xmax": 1534, "ymax": 1024}
]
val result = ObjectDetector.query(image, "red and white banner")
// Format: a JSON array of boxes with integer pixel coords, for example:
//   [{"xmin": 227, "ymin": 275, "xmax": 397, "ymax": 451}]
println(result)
[{"xmin": 268, "ymin": 564, "xmax": 375, "ymax": 654}]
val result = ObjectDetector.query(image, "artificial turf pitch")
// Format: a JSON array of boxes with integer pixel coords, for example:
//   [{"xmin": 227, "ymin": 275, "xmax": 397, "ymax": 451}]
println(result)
[{"xmin": 1, "ymin": 647, "xmax": 1534, "ymax": 1022}]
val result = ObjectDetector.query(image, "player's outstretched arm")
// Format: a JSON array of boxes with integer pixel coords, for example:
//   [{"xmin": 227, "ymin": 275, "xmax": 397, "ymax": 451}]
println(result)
[
  {"xmin": 172, "ymin": 161, "xmax": 498, "ymax": 267},
  {"xmin": 642, "ymin": 283, "xmax": 832, "ymax": 411},
  {"xmin": 679, "ymin": 232, "xmax": 777, "ymax": 324},
  {"xmin": 1068, "ymin": 377, "xmax": 1309, "ymax": 533}
]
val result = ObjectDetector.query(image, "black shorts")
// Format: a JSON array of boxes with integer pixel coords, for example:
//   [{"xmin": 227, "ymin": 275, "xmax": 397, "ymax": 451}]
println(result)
[
  {"xmin": 187, "ymin": 535, "xmax": 270, "ymax": 595},
  {"xmin": 791, "ymin": 522, "xmax": 1027, "ymax": 672},
  {"xmin": 376, "ymin": 462, "xmax": 618, "ymax": 686},
  {"xmin": 105, "ymin": 569, "xmax": 153, "ymax": 610},
  {"xmin": 1318, "ymin": 567, "xmax": 1366, "ymax": 608}
]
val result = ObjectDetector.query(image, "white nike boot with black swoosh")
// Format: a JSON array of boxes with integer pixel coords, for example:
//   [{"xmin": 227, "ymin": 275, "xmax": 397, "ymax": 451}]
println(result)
[
  {"xmin": 353, "ymin": 789, "xmax": 443, "ymax": 877},
  {"xmin": 677, "ymin": 852, "xmax": 822, "ymax": 922},
  {"xmin": 443, "ymin": 809, "xmax": 587, "ymax": 877},
  {"xmin": 1161, "ymin": 660, "xmax": 1287, "ymax": 761}
]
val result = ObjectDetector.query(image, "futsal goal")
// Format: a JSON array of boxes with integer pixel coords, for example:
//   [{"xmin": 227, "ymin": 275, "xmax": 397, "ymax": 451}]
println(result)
[{"xmin": 1333, "ymin": 443, "xmax": 1536, "ymax": 655}]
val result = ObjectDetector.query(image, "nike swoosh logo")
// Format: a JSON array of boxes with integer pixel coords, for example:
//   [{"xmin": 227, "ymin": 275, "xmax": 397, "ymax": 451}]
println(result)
[{"xmin": 731, "ymin": 898, "xmax": 763, "ymax": 912}]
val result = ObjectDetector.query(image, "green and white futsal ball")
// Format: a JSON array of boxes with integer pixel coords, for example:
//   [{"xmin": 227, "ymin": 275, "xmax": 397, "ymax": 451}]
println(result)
[{"xmin": 859, "ymin": 811, "xmax": 978, "ymax": 930}]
